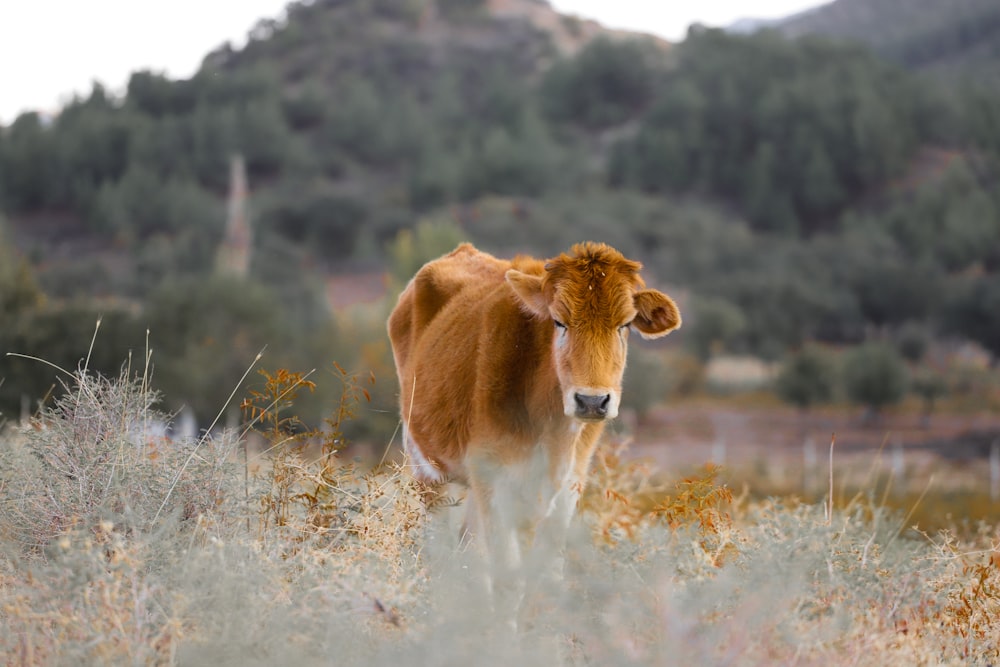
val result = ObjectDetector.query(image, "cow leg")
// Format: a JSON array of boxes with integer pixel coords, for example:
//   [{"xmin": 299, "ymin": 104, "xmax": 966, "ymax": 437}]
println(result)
[
  {"xmin": 467, "ymin": 457, "xmax": 528, "ymax": 628},
  {"xmin": 530, "ymin": 475, "xmax": 580, "ymax": 579}
]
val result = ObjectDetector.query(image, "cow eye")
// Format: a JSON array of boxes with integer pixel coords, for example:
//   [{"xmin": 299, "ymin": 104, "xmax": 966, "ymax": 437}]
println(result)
[
  {"xmin": 619, "ymin": 322, "xmax": 631, "ymax": 332},
  {"xmin": 553, "ymin": 319, "xmax": 567, "ymax": 330}
]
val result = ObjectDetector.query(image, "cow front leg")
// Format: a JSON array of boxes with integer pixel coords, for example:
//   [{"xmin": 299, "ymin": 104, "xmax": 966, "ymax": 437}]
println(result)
[
  {"xmin": 528, "ymin": 475, "xmax": 581, "ymax": 585},
  {"xmin": 467, "ymin": 463, "xmax": 526, "ymax": 628}
]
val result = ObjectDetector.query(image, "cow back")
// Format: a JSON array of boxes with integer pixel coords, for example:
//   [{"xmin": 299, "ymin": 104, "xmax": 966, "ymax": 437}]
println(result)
[{"xmin": 388, "ymin": 244, "xmax": 546, "ymax": 477}]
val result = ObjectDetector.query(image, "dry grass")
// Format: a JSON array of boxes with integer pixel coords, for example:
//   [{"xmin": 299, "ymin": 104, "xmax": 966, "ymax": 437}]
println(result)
[{"xmin": 1, "ymin": 363, "xmax": 998, "ymax": 665}]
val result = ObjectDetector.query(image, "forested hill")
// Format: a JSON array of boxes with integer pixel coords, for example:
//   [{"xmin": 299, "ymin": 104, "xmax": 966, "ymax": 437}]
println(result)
[
  {"xmin": 2, "ymin": 0, "xmax": 1000, "ymax": 422},
  {"xmin": 779, "ymin": 0, "xmax": 1000, "ymax": 86}
]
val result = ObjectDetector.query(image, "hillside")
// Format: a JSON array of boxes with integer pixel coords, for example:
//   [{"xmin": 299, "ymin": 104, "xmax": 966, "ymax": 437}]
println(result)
[{"xmin": 779, "ymin": 0, "xmax": 1000, "ymax": 85}]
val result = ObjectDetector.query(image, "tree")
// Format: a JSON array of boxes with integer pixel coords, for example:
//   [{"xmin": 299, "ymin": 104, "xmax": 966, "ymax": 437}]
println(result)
[
  {"xmin": 946, "ymin": 276, "xmax": 1000, "ymax": 361},
  {"xmin": 142, "ymin": 275, "xmax": 285, "ymax": 422},
  {"xmin": 458, "ymin": 111, "xmax": 562, "ymax": 199},
  {"xmin": 0, "ymin": 221, "xmax": 45, "ymax": 316},
  {"xmin": 541, "ymin": 37, "xmax": 663, "ymax": 129},
  {"xmin": 774, "ymin": 344, "xmax": 837, "ymax": 412},
  {"xmin": 388, "ymin": 217, "xmax": 465, "ymax": 290},
  {"xmin": 89, "ymin": 165, "xmax": 222, "ymax": 243},
  {"xmin": 895, "ymin": 321, "xmax": 930, "ymax": 363},
  {"xmin": 910, "ymin": 366, "xmax": 947, "ymax": 427},
  {"xmin": 686, "ymin": 296, "xmax": 746, "ymax": 361},
  {"xmin": 843, "ymin": 342, "xmax": 909, "ymax": 419},
  {"xmin": 0, "ymin": 113, "xmax": 53, "ymax": 210},
  {"xmin": 622, "ymin": 346, "xmax": 675, "ymax": 423},
  {"xmin": 257, "ymin": 181, "xmax": 368, "ymax": 259},
  {"xmin": 610, "ymin": 29, "xmax": 923, "ymax": 233}
]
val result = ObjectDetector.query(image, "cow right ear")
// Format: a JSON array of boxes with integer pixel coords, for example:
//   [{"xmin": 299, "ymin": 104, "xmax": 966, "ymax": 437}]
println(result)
[{"xmin": 505, "ymin": 270, "xmax": 548, "ymax": 317}]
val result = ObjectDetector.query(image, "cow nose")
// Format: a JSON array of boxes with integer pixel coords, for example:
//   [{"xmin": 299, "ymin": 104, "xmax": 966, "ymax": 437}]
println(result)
[{"xmin": 574, "ymin": 393, "xmax": 610, "ymax": 419}]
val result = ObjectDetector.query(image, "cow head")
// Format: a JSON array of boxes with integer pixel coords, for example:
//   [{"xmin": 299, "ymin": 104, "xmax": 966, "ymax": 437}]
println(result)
[{"xmin": 506, "ymin": 243, "xmax": 681, "ymax": 422}]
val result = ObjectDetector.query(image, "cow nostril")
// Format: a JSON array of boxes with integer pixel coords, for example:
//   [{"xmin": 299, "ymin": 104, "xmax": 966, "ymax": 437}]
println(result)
[{"xmin": 574, "ymin": 393, "xmax": 611, "ymax": 418}]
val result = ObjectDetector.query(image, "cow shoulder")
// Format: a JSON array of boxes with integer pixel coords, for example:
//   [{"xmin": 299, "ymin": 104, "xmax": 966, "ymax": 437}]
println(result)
[{"xmin": 411, "ymin": 244, "xmax": 507, "ymax": 327}]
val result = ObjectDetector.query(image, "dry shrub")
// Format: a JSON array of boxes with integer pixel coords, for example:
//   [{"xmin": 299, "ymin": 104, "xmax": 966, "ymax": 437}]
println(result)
[
  {"xmin": 0, "ymin": 366, "xmax": 238, "ymax": 554},
  {"xmin": 236, "ymin": 365, "xmax": 430, "ymax": 628},
  {"xmin": 921, "ymin": 530, "xmax": 1000, "ymax": 662},
  {"xmin": 0, "ymin": 522, "xmax": 184, "ymax": 664},
  {"xmin": 3, "ymin": 359, "xmax": 1000, "ymax": 665},
  {"xmin": 242, "ymin": 367, "xmax": 427, "ymax": 556},
  {"xmin": 580, "ymin": 439, "xmax": 739, "ymax": 565}
]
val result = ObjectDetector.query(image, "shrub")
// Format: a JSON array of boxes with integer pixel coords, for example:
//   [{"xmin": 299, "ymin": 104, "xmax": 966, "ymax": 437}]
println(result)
[
  {"xmin": 686, "ymin": 296, "xmax": 747, "ymax": 361},
  {"xmin": 541, "ymin": 37, "xmax": 663, "ymax": 129},
  {"xmin": 1, "ymin": 355, "xmax": 999, "ymax": 664},
  {"xmin": 0, "ymin": 365, "xmax": 238, "ymax": 553},
  {"xmin": 843, "ymin": 341, "xmax": 909, "ymax": 417},
  {"xmin": 387, "ymin": 217, "xmax": 466, "ymax": 290},
  {"xmin": 775, "ymin": 344, "xmax": 838, "ymax": 411},
  {"xmin": 622, "ymin": 346, "xmax": 675, "ymax": 421}
]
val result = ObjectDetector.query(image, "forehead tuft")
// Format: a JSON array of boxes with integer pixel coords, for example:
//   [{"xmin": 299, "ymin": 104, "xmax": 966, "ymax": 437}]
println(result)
[{"xmin": 543, "ymin": 243, "xmax": 643, "ymax": 325}]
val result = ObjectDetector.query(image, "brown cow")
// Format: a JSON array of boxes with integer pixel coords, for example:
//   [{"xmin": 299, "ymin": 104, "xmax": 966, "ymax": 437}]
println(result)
[{"xmin": 387, "ymin": 242, "xmax": 680, "ymax": 608}]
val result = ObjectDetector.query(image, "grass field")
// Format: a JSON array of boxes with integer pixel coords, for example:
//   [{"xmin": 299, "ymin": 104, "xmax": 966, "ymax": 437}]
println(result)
[{"xmin": 1, "ymin": 365, "xmax": 998, "ymax": 665}]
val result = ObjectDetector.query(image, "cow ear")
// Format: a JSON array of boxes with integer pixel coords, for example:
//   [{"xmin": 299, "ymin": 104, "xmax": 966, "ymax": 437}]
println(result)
[
  {"xmin": 633, "ymin": 289, "xmax": 681, "ymax": 339},
  {"xmin": 505, "ymin": 270, "xmax": 548, "ymax": 317}
]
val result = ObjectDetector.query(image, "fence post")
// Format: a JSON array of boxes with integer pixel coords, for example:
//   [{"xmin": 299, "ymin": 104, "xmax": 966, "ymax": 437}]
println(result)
[
  {"xmin": 892, "ymin": 436, "xmax": 905, "ymax": 494},
  {"xmin": 803, "ymin": 436, "xmax": 816, "ymax": 493},
  {"xmin": 990, "ymin": 440, "xmax": 999, "ymax": 503},
  {"xmin": 711, "ymin": 436, "xmax": 726, "ymax": 466}
]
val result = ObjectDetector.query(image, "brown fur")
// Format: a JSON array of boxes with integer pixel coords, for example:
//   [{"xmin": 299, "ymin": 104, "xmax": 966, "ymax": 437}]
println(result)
[{"xmin": 387, "ymin": 242, "xmax": 680, "ymax": 587}]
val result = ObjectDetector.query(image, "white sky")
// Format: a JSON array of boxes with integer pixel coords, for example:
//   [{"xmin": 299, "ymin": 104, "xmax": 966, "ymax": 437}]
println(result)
[{"xmin": 0, "ymin": 0, "xmax": 825, "ymax": 124}]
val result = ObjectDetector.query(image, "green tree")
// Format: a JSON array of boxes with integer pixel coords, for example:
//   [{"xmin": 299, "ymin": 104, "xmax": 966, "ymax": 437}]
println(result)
[
  {"xmin": 0, "ymin": 299, "xmax": 143, "ymax": 420},
  {"xmin": 0, "ymin": 221, "xmax": 46, "ymax": 316},
  {"xmin": 686, "ymin": 296, "xmax": 747, "ymax": 361},
  {"xmin": 127, "ymin": 70, "xmax": 197, "ymax": 117},
  {"xmin": 895, "ymin": 321, "xmax": 930, "ymax": 363},
  {"xmin": 459, "ymin": 111, "xmax": 561, "ymax": 199},
  {"xmin": 799, "ymin": 141, "xmax": 845, "ymax": 218},
  {"xmin": 142, "ymin": 275, "xmax": 285, "ymax": 422},
  {"xmin": 257, "ymin": 181, "xmax": 368, "ymax": 259},
  {"xmin": 0, "ymin": 113, "xmax": 53, "ymax": 210},
  {"xmin": 946, "ymin": 275, "xmax": 1000, "ymax": 361},
  {"xmin": 387, "ymin": 217, "xmax": 465, "ymax": 290},
  {"xmin": 89, "ymin": 165, "xmax": 222, "ymax": 243},
  {"xmin": 236, "ymin": 98, "xmax": 302, "ymax": 176},
  {"xmin": 910, "ymin": 366, "xmax": 947, "ymax": 427},
  {"xmin": 843, "ymin": 342, "xmax": 909, "ymax": 418},
  {"xmin": 850, "ymin": 258, "xmax": 944, "ymax": 328},
  {"xmin": 774, "ymin": 344, "xmax": 837, "ymax": 412},
  {"xmin": 282, "ymin": 81, "xmax": 330, "ymax": 130},
  {"xmin": 623, "ymin": 346, "xmax": 675, "ymax": 422},
  {"xmin": 611, "ymin": 29, "xmax": 923, "ymax": 234},
  {"xmin": 542, "ymin": 37, "xmax": 663, "ymax": 129}
]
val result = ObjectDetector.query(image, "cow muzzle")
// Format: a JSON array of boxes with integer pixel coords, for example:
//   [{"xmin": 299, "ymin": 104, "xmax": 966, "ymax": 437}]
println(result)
[{"xmin": 570, "ymin": 390, "xmax": 618, "ymax": 421}]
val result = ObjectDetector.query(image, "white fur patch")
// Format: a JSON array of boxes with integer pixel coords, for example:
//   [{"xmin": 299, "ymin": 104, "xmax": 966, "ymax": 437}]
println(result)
[{"xmin": 402, "ymin": 423, "xmax": 445, "ymax": 483}]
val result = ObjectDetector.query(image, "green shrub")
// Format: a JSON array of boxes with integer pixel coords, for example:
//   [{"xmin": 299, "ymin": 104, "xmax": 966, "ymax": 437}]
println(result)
[
  {"xmin": 843, "ymin": 341, "xmax": 909, "ymax": 417},
  {"xmin": 623, "ymin": 346, "xmax": 675, "ymax": 420},
  {"xmin": 775, "ymin": 344, "xmax": 838, "ymax": 411}
]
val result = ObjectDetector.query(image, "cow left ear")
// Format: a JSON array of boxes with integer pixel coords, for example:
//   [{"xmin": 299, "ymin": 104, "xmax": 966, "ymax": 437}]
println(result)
[
  {"xmin": 506, "ymin": 270, "xmax": 548, "ymax": 317},
  {"xmin": 633, "ymin": 289, "xmax": 681, "ymax": 339}
]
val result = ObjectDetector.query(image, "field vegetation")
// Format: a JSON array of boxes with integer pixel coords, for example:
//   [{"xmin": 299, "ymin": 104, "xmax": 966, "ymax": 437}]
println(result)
[
  {"xmin": 2, "ymin": 0, "xmax": 1000, "ymax": 430},
  {"xmin": 1, "ymin": 358, "xmax": 998, "ymax": 664},
  {"xmin": 2, "ymin": 1, "xmax": 1000, "ymax": 660}
]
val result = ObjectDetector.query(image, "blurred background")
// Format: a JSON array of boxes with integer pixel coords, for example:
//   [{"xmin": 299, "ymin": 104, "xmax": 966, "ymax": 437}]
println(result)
[{"xmin": 1, "ymin": 0, "xmax": 999, "ymax": 517}]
